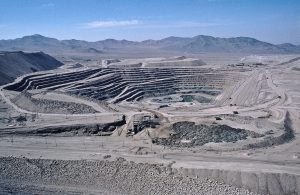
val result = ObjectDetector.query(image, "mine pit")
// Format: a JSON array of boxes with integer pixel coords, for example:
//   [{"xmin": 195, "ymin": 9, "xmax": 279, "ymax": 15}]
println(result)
[{"xmin": 0, "ymin": 54, "xmax": 299, "ymax": 194}]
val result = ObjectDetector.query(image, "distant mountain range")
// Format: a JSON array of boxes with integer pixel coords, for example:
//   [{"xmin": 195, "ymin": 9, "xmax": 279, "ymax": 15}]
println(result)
[
  {"xmin": 0, "ymin": 34, "xmax": 299, "ymax": 55},
  {"xmin": 0, "ymin": 51, "xmax": 63, "ymax": 85}
]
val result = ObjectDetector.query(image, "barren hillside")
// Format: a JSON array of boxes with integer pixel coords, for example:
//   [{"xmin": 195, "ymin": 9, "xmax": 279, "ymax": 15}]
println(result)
[
  {"xmin": 0, "ymin": 51, "xmax": 63, "ymax": 85},
  {"xmin": 1, "ymin": 35, "xmax": 299, "ymax": 57}
]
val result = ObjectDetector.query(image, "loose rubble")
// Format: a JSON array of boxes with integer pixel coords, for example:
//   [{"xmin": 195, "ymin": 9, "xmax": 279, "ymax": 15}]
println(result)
[
  {"xmin": 0, "ymin": 157, "xmax": 259, "ymax": 195},
  {"xmin": 153, "ymin": 121, "xmax": 264, "ymax": 147},
  {"xmin": 12, "ymin": 92, "xmax": 97, "ymax": 114}
]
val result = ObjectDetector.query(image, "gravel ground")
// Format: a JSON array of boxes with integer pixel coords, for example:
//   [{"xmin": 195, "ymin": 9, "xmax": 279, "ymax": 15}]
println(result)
[{"xmin": 0, "ymin": 157, "xmax": 260, "ymax": 195}]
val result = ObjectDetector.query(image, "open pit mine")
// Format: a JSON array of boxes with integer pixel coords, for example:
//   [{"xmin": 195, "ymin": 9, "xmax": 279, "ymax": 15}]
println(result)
[{"xmin": 0, "ymin": 55, "xmax": 300, "ymax": 195}]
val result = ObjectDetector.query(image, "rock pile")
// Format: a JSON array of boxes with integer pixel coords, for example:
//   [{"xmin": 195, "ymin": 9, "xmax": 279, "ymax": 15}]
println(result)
[
  {"xmin": 13, "ymin": 92, "xmax": 97, "ymax": 114},
  {"xmin": 153, "ymin": 121, "xmax": 263, "ymax": 147}
]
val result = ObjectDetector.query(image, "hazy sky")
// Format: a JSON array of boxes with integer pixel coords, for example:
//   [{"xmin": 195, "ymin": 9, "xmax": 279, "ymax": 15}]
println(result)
[{"xmin": 0, "ymin": 0, "xmax": 299, "ymax": 44}]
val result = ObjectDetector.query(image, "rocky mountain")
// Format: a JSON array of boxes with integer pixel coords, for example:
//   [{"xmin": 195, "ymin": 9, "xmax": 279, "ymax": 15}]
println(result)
[
  {"xmin": 0, "ymin": 51, "xmax": 63, "ymax": 85},
  {"xmin": 0, "ymin": 34, "xmax": 299, "ymax": 55}
]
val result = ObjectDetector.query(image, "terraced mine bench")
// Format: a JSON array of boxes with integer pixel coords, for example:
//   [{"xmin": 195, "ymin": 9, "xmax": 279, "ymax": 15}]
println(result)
[{"xmin": 5, "ymin": 67, "xmax": 244, "ymax": 103}]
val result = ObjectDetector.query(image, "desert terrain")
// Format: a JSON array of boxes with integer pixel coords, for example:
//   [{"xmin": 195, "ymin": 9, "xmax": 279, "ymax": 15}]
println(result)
[{"xmin": 0, "ymin": 50, "xmax": 299, "ymax": 194}]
